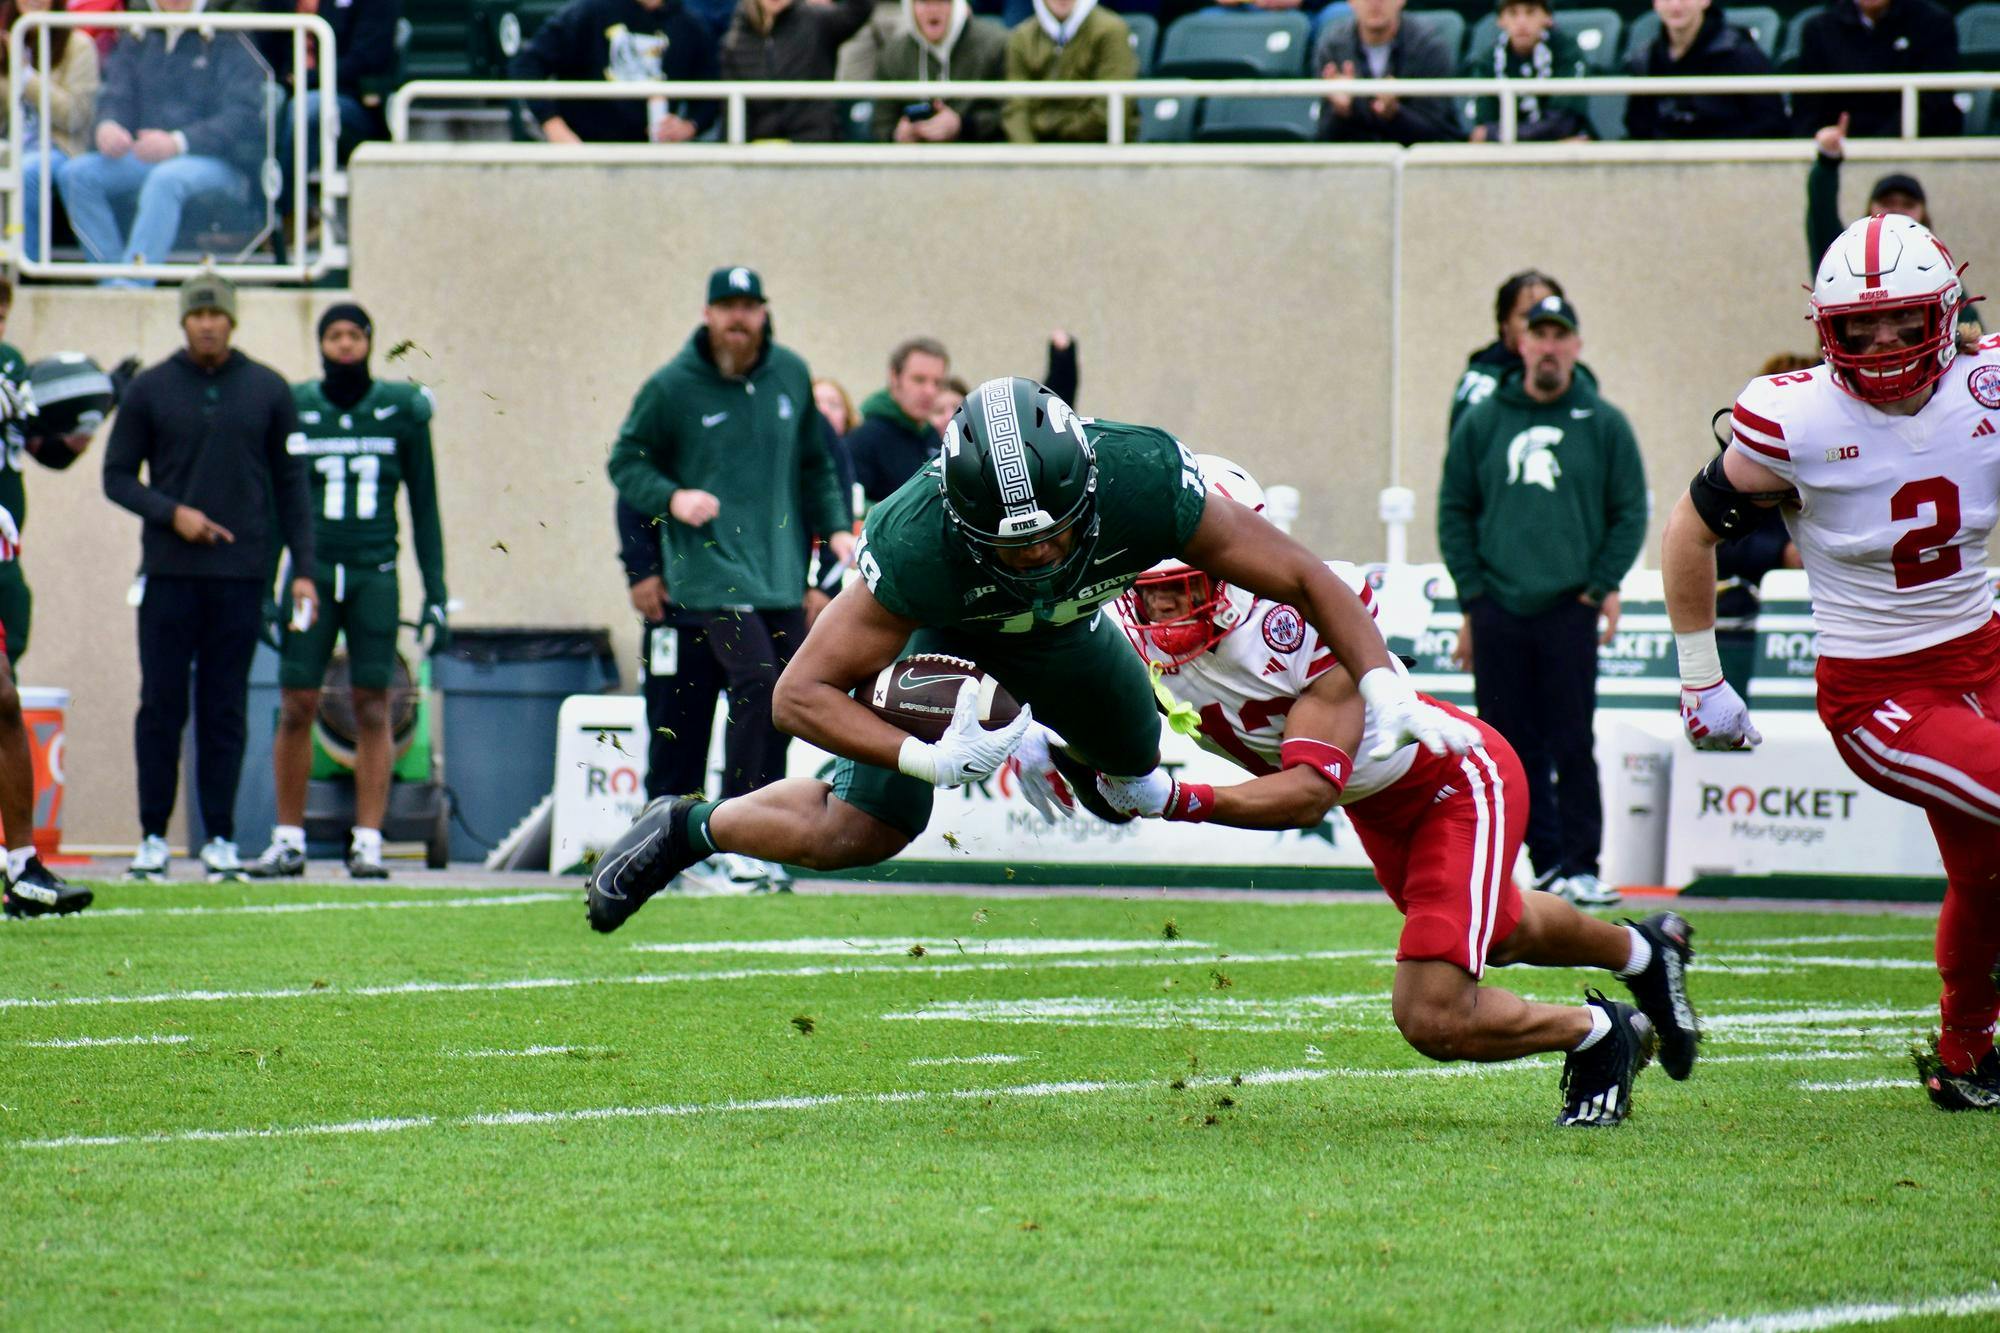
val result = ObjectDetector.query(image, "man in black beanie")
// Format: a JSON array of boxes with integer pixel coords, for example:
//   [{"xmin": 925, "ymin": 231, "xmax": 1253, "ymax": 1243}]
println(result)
[{"xmin": 247, "ymin": 301, "xmax": 450, "ymax": 880}]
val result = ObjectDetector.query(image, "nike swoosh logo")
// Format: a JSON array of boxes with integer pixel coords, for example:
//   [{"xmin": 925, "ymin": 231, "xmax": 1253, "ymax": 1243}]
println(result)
[
  {"xmin": 1570, "ymin": 409, "xmax": 1594, "ymax": 419},
  {"xmin": 592, "ymin": 829, "xmax": 659, "ymax": 901},
  {"xmin": 374, "ymin": 405, "xmax": 398, "ymax": 419},
  {"xmin": 897, "ymin": 669, "xmax": 969, "ymax": 691},
  {"xmin": 1091, "ymin": 548, "xmax": 1129, "ymax": 566},
  {"xmin": 702, "ymin": 412, "xmax": 728, "ymax": 427}
]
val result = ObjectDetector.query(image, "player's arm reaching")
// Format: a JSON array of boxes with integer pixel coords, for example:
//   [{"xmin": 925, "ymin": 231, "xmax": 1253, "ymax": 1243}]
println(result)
[
  {"xmin": 1180, "ymin": 495, "xmax": 1480, "ymax": 757},
  {"xmin": 1662, "ymin": 439, "xmax": 1794, "ymax": 750},
  {"xmin": 1102, "ymin": 669, "xmax": 1365, "ymax": 828},
  {"xmin": 771, "ymin": 578, "xmax": 1031, "ymax": 787}
]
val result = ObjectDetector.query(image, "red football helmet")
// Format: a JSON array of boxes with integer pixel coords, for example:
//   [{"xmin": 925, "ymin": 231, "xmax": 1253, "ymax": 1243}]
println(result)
[
  {"xmin": 1120, "ymin": 455, "xmax": 1263, "ymax": 672},
  {"xmin": 1810, "ymin": 214, "xmax": 1968, "ymax": 406}
]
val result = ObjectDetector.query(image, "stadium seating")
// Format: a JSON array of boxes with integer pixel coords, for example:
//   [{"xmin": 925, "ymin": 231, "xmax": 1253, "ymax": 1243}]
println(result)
[
  {"xmin": 1309, "ymin": 2, "xmax": 1354, "ymax": 52},
  {"xmin": 1777, "ymin": 6, "xmax": 1823, "ymax": 73},
  {"xmin": 1154, "ymin": 10, "xmax": 1312, "ymax": 77},
  {"xmin": 1125, "ymin": 12, "xmax": 1160, "ymax": 78},
  {"xmin": 1138, "ymin": 94, "xmax": 1200, "ymax": 142},
  {"xmin": 1622, "ymin": 7, "xmax": 1783, "ymax": 65},
  {"xmin": 1957, "ymin": 86, "xmax": 1995, "ymax": 135},
  {"xmin": 1467, "ymin": 10, "xmax": 1621, "ymax": 73},
  {"xmin": 1961, "ymin": 3, "xmax": 2000, "ymax": 71},
  {"xmin": 1195, "ymin": 94, "xmax": 1323, "ymax": 141},
  {"xmin": 1406, "ymin": 9, "xmax": 1466, "ymax": 71},
  {"xmin": 405, "ymin": 0, "xmax": 478, "ymax": 80},
  {"xmin": 472, "ymin": 0, "xmax": 566, "ymax": 78}
]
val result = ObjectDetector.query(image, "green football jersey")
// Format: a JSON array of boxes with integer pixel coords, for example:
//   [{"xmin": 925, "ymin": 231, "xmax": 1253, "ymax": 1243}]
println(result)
[
  {"xmin": 0, "ymin": 343, "xmax": 28, "ymax": 532},
  {"xmin": 289, "ymin": 379, "xmax": 448, "ymax": 603},
  {"xmin": 855, "ymin": 417, "xmax": 1208, "ymax": 638}
]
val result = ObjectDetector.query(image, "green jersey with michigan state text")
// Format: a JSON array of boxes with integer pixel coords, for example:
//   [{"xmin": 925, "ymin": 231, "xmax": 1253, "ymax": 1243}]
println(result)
[
  {"xmin": 855, "ymin": 417, "xmax": 1208, "ymax": 639},
  {"xmin": 289, "ymin": 380, "xmax": 448, "ymax": 605}
]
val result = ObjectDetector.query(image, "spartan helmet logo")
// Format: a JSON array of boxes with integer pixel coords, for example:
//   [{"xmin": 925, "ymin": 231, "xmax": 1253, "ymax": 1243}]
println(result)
[
  {"xmin": 729, "ymin": 267, "xmax": 752, "ymax": 291},
  {"xmin": 1506, "ymin": 426, "xmax": 1564, "ymax": 492}
]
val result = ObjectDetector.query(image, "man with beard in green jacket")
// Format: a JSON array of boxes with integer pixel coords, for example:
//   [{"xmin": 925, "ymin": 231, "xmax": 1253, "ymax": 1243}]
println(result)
[
  {"xmin": 1438, "ymin": 293, "xmax": 1647, "ymax": 910},
  {"xmin": 607, "ymin": 265, "xmax": 854, "ymax": 888}
]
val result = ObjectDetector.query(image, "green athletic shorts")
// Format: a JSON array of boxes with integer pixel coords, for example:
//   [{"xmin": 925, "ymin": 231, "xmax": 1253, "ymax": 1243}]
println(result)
[
  {"xmin": 280, "ymin": 561, "xmax": 400, "ymax": 690},
  {"xmin": 830, "ymin": 611, "xmax": 1163, "ymax": 840},
  {"xmin": 0, "ymin": 560, "xmax": 31, "ymax": 663}
]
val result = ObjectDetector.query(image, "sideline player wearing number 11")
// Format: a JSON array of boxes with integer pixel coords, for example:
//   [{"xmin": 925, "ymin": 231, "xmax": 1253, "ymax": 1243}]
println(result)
[
  {"xmin": 1665, "ymin": 214, "xmax": 2000, "ymax": 1111},
  {"xmin": 247, "ymin": 304, "xmax": 448, "ymax": 880},
  {"xmin": 588, "ymin": 377, "xmax": 1484, "ymax": 929}
]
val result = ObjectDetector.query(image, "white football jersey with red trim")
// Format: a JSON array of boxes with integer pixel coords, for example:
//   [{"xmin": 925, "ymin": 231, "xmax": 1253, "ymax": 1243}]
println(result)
[
  {"xmin": 1116, "ymin": 562, "xmax": 1418, "ymax": 803},
  {"xmin": 1728, "ymin": 342, "xmax": 2000, "ymax": 658}
]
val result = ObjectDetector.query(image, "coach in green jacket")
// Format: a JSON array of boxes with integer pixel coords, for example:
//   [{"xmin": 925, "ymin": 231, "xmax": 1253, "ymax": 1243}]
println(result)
[
  {"xmin": 1436, "ymin": 293, "xmax": 1646, "ymax": 909},
  {"xmin": 608, "ymin": 265, "xmax": 853, "ymax": 805}
]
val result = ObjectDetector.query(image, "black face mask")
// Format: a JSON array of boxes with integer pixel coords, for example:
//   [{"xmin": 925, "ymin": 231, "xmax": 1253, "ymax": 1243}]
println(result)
[{"xmin": 322, "ymin": 355, "xmax": 372, "ymax": 409}]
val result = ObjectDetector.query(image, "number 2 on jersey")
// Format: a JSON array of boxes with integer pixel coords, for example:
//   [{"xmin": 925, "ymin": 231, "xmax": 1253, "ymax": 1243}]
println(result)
[
  {"xmin": 315, "ymin": 454, "xmax": 381, "ymax": 522},
  {"xmin": 1890, "ymin": 476, "xmax": 1962, "ymax": 590}
]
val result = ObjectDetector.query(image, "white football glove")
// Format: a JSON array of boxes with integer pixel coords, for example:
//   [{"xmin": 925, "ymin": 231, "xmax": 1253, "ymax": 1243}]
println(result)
[
  {"xmin": 1358, "ymin": 667, "xmax": 1482, "ymax": 759},
  {"xmin": 1011, "ymin": 723, "xmax": 1075, "ymax": 823},
  {"xmin": 896, "ymin": 678, "xmax": 1034, "ymax": 789},
  {"xmin": 1097, "ymin": 768, "xmax": 1175, "ymax": 819},
  {"xmin": 1680, "ymin": 679, "xmax": 1761, "ymax": 751},
  {"xmin": 0, "ymin": 375, "xmax": 35, "ymax": 426}
]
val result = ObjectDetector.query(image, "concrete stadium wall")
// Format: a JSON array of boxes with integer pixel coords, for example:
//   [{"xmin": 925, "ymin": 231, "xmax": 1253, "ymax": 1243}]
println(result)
[{"xmin": 24, "ymin": 141, "xmax": 2000, "ymax": 848}]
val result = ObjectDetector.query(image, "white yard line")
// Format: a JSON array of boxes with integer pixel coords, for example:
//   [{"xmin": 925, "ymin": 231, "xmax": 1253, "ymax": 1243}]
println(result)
[
  {"xmin": 0, "ymin": 950, "xmax": 1389, "ymax": 1013},
  {"xmin": 81, "ymin": 892, "xmax": 573, "ymax": 920},
  {"xmin": 907, "ymin": 1054, "xmax": 1027, "ymax": 1067},
  {"xmin": 631, "ymin": 937, "xmax": 1217, "ymax": 956},
  {"xmin": 1725, "ymin": 933, "xmax": 1933, "ymax": 948},
  {"xmin": 1795, "ymin": 1078, "xmax": 1911, "ymax": 1093},
  {"xmin": 20, "ymin": 1033, "xmax": 190, "ymax": 1049},
  {"xmin": 1707, "ymin": 953, "xmax": 1934, "ymax": 971},
  {"xmin": 1625, "ymin": 1286, "xmax": 2000, "ymax": 1332},
  {"xmin": 446, "ymin": 1045, "xmax": 610, "ymax": 1058}
]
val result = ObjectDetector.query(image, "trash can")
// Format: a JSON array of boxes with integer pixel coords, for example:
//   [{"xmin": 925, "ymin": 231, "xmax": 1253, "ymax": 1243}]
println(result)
[{"xmin": 432, "ymin": 627, "xmax": 620, "ymax": 862}]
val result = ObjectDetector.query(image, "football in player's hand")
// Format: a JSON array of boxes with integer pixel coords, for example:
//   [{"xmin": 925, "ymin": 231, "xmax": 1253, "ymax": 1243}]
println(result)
[{"xmin": 865, "ymin": 654, "xmax": 1021, "ymax": 743}]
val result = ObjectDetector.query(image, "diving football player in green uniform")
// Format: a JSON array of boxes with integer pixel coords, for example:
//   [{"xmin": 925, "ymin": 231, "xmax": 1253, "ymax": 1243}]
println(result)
[
  {"xmin": 587, "ymin": 377, "xmax": 1479, "ymax": 931},
  {"xmin": 248, "ymin": 304, "xmax": 448, "ymax": 880}
]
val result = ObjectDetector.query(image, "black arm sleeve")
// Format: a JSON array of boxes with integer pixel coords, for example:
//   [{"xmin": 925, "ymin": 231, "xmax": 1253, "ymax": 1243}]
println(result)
[
  {"xmin": 1044, "ymin": 337, "xmax": 1079, "ymax": 406},
  {"xmin": 617, "ymin": 497, "xmax": 663, "ymax": 585}
]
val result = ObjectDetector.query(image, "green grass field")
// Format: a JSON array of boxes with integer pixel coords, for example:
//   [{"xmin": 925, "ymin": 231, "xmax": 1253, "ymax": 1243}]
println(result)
[{"xmin": 3, "ymin": 880, "xmax": 1996, "ymax": 1330}]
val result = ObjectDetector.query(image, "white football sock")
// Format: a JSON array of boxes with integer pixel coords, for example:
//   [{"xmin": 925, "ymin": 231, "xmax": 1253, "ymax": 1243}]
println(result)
[
  {"xmin": 351, "ymin": 827, "xmax": 383, "ymax": 855},
  {"xmin": 1573, "ymin": 1004, "xmax": 1612, "ymax": 1052},
  {"xmin": 272, "ymin": 824, "xmax": 306, "ymax": 851},
  {"xmin": 7, "ymin": 845, "xmax": 33, "ymax": 880},
  {"xmin": 1614, "ymin": 925, "xmax": 1652, "ymax": 979}
]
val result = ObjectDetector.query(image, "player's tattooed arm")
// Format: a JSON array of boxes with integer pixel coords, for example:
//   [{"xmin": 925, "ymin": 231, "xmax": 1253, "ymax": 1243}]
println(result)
[
  {"xmin": 770, "ymin": 580, "xmax": 925, "ymax": 770},
  {"xmin": 1202, "ymin": 670, "xmax": 1364, "ymax": 831}
]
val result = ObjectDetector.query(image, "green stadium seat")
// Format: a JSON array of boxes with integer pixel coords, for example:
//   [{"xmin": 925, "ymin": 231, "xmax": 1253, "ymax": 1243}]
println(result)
[
  {"xmin": 1960, "ymin": 3, "xmax": 2000, "ymax": 69},
  {"xmin": 404, "ymin": 0, "xmax": 477, "ymax": 80},
  {"xmin": 1778, "ymin": 6, "xmax": 1823, "ymax": 73},
  {"xmin": 1195, "ymin": 95, "xmax": 1324, "ymax": 141},
  {"xmin": 1155, "ymin": 10, "xmax": 1312, "ymax": 78},
  {"xmin": 1623, "ymin": 8, "xmax": 1781, "ymax": 65},
  {"xmin": 1405, "ymin": 9, "xmax": 1465, "ymax": 68},
  {"xmin": 1138, "ymin": 94, "xmax": 1199, "ymax": 142},
  {"xmin": 1124, "ymin": 12, "xmax": 1159, "ymax": 77},
  {"xmin": 1956, "ymin": 86, "xmax": 1995, "ymax": 134},
  {"xmin": 1558, "ymin": 9, "xmax": 1622, "ymax": 72},
  {"xmin": 473, "ymin": 0, "xmax": 569, "ymax": 77},
  {"xmin": 1586, "ymin": 92, "xmax": 1624, "ymax": 141}
]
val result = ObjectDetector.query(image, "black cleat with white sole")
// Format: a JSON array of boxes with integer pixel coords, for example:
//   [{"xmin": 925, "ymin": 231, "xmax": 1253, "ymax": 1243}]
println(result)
[
  {"xmin": 1557, "ymin": 991, "xmax": 1656, "ymax": 1128},
  {"xmin": 1914, "ymin": 1042, "xmax": 2000, "ymax": 1112},
  {"xmin": 587, "ymin": 795, "xmax": 700, "ymax": 933},
  {"xmin": 3, "ymin": 857, "xmax": 91, "ymax": 918},
  {"xmin": 1621, "ymin": 911, "xmax": 1699, "ymax": 1080}
]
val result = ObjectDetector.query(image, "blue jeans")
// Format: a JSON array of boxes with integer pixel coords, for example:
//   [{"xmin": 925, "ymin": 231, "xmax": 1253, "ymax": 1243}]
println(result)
[
  {"xmin": 277, "ymin": 91, "xmax": 367, "ymax": 209},
  {"xmin": 56, "ymin": 150, "xmax": 248, "ymax": 280},
  {"xmin": 18, "ymin": 143, "xmax": 67, "ymax": 263}
]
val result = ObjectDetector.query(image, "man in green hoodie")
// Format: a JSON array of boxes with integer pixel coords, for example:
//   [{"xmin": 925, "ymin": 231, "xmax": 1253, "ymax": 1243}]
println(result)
[
  {"xmin": 1438, "ymin": 294, "xmax": 1647, "ymax": 909},
  {"xmin": 607, "ymin": 266, "xmax": 854, "ymax": 842}
]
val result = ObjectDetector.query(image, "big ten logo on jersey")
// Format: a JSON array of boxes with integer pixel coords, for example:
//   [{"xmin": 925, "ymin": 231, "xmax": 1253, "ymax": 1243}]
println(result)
[{"xmin": 1824, "ymin": 444, "xmax": 1861, "ymax": 462}]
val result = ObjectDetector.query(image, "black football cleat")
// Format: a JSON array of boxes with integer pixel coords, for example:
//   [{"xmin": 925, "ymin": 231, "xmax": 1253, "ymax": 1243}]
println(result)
[
  {"xmin": 1914, "ymin": 1041, "xmax": 2000, "ymax": 1112},
  {"xmin": 3, "ymin": 857, "xmax": 92, "ymax": 919},
  {"xmin": 587, "ymin": 795, "xmax": 700, "ymax": 933},
  {"xmin": 1048, "ymin": 746, "xmax": 1133, "ymax": 825},
  {"xmin": 1620, "ymin": 911, "xmax": 1700, "ymax": 1081},
  {"xmin": 1557, "ymin": 991, "xmax": 1656, "ymax": 1128}
]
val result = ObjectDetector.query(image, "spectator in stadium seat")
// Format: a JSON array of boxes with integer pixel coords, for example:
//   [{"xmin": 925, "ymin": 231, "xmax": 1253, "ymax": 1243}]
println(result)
[
  {"xmin": 55, "ymin": 0, "xmax": 262, "ymax": 281},
  {"xmin": 1793, "ymin": 0, "xmax": 1959, "ymax": 139},
  {"xmin": 103, "ymin": 272, "xmax": 317, "ymax": 883},
  {"xmin": 1001, "ymin": 0, "xmax": 1137, "ymax": 143},
  {"xmin": 512, "ymin": 0, "xmax": 720, "ymax": 143},
  {"xmin": 1437, "ymin": 293, "xmax": 1646, "ymax": 909},
  {"xmin": 3, "ymin": 0, "xmax": 101, "ymax": 262},
  {"xmin": 66, "ymin": 0, "xmax": 121, "ymax": 57},
  {"xmin": 1622, "ymin": 0, "xmax": 1784, "ymax": 139},
  {"xmin": 720, "ymin": 0, "xmax": 873, "ymax": 142},
  {"xmin": 868, "ymin": 0, "xmax": 1007, "ymax": 142},
  {"xmin": 1803, "ymin": 120, "xmax": 1983, "ymax": 350},
  {"xmin": 1461, "ymin": 0, "xmax": 1589, "ymax": 143},
  {"xmin": 1313, "ymin": 0, "xmax": 1459, "ymax": 144},
  {"xmin": 847, "ymin": 335, "xmax": 948, "ymax": 508},
  {"xmin": 263, "ymin": 0, "xmax": 398, "ymax": 201},
  {"xmin": 1450, "ymin": 268, "xmax": 1564, "ymax": 430}
]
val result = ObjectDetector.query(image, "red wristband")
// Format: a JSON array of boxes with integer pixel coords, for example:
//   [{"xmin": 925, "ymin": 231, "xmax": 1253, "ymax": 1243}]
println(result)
[
  {"xmin": 1164, "ymin": 781, "xmax": 1215, "ymax": 822},
  {"xmin": 1281, "ymin": 738, "xmax": 1352, "ymax": 798}
]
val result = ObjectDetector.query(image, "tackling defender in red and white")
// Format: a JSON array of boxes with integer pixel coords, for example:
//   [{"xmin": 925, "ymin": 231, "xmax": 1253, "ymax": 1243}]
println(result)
[
  {"xmin": 1664, "ymin": 213, "xmax": 2000, "ymax": 1110},
  {"xmin": 1016, "ymin": 456, "xmax": 1700, "ymax": 1127}
]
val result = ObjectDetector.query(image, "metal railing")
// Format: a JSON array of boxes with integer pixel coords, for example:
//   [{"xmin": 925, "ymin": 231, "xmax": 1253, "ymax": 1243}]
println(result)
[
  {"xmin": 390, "ymin": 71, "xmax": 2000, "ymax": 148},
  {"xmin": 6, "ymin": 11, "xmax": 341, "ymax": 282}
]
